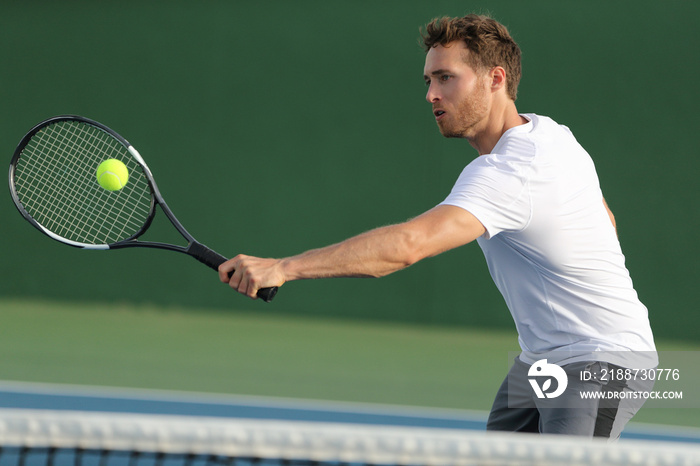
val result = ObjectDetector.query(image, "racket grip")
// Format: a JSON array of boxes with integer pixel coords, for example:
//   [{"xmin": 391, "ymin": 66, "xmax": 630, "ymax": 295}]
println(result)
[{"xmin": 188, "ymin": 241, "xmax": 278, "ymax": 302}]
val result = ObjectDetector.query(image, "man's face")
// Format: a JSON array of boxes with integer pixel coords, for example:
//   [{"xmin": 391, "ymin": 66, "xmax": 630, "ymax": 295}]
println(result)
[{"xmin": 423, "ymin": 41, "xmax": 490, "ymax": 139}]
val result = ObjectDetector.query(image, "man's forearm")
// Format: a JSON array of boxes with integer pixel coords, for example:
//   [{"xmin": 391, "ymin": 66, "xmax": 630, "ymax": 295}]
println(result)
[{"xmin": 280, "ymin": 223, "xmax": 421, "ymax": 281}]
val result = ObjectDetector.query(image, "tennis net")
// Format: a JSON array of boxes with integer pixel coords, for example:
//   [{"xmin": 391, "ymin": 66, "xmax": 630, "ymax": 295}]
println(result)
[{"xmin": 0, "ymin": 408, "xmax": 697, "ymax": 466}]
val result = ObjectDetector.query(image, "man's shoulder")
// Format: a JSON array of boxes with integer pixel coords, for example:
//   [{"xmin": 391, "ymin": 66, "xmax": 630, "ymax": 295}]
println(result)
[
  {"xmin": 498, "ymin": 113, "xmax": 581, "ymax": 159},
  {"xmin": 524, "ymin": 113, "xmax": 576, "ymax": 139}
]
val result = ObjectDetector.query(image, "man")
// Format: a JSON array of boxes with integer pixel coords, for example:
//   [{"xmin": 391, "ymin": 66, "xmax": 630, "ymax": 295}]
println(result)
[{"xmin": 219, "ymin": 14, "xmax": 656, "ymax": 438}]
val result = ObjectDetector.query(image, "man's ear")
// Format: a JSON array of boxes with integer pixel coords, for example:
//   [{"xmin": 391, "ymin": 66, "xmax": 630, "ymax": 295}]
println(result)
[{"xmin": 490, "ymin": 66, "xmax": 507, "ymax": 92}]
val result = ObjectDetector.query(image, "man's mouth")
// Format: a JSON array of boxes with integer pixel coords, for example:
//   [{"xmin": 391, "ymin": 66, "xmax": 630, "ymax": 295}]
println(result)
[{"xmin": 434, "ymin": 109, "xmax": 446, "ymax": 120}]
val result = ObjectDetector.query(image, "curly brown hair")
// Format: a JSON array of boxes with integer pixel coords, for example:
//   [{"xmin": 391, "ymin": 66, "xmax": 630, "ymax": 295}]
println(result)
[{"xmin": 421, "ymin": 15, "xmax": 521, "ymax": 101}]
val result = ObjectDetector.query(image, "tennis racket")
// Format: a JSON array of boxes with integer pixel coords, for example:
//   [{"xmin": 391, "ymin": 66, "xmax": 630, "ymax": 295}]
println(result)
[{"xmin": 8, "ymin": 115, "xmax": 278, "ymax": 302}]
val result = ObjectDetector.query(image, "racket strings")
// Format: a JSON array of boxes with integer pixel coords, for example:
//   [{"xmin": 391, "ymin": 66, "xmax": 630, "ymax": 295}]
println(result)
[
  {"xmin": 22, "ymin": 127, "xmax": 110, "ymax": 241},
  {"xmin": 30, "ymin": 123, "xmax": 150, "ymax": 244},
  {"xmin": 13, "ymin": 121, "xmax": 153, "ymax": 245}
]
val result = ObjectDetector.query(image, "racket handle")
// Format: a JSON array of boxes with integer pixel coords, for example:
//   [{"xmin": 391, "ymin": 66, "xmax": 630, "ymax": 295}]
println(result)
[{"xmin": 188, "ymin": 241, "xmax": 278, "ymax": 302}]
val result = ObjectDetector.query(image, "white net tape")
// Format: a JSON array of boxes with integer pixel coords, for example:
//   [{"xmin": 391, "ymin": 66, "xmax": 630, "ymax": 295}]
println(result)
[{"xmin": 0, "ymin": 409, "xmax": 697, "ymax": 466}]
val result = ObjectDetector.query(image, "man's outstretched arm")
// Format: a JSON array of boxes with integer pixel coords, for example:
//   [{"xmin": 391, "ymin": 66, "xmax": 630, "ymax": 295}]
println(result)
[{"xmin": 218, "ymin": 205, "xmax": 485, "ymax": 299}]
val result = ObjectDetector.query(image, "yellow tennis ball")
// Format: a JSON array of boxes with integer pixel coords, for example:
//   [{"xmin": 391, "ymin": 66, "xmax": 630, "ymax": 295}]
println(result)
[{"xmin": 96, "ymin": 159, "xmax": 129, "ymax": 191}]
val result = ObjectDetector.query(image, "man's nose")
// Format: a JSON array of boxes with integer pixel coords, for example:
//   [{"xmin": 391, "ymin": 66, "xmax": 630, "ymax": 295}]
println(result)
[{"xmin": 426, "ymin": 84, "xmax": 440, "ymax": 103}]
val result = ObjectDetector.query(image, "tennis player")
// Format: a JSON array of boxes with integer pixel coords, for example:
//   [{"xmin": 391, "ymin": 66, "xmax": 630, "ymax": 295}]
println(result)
[{"xmin": 219, "ymin": 14, "xmax": 657, "ymax": 438}]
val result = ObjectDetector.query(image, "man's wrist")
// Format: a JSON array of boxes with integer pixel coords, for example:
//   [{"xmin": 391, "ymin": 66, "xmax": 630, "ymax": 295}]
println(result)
[{"xmin": 278, "ymin": 257, "xmax": 298, "ymax": 282}]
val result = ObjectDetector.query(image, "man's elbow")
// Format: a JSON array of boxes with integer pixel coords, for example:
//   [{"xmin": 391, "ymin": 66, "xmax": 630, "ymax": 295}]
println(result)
[
  {"xmin": 398, "ymin": 230, "xmax": 432, "ymax": 270},
  {"xmin": 603, "ymin": 198, "xmax": 617, "ymax": 233}
]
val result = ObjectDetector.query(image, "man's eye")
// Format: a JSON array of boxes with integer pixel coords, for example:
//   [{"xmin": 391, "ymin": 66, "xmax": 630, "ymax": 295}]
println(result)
[{"xmin": 440, "ymin": 75, "xmax": 451, "ymax": 81}]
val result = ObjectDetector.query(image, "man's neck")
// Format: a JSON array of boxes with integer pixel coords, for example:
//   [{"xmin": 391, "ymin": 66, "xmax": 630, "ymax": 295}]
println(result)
[{"xmin": 469, "ymin": 100, "xmax": 526, "ymax": 155}]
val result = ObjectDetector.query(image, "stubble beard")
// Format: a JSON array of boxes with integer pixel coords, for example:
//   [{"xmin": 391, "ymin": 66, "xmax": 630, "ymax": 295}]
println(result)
[{"xmin": 437, "ymin": 80, "xmax": 490, "ymax": 140}]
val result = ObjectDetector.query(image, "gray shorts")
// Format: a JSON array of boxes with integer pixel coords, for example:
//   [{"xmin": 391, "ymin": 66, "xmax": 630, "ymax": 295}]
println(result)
[{"xmin": 486, "ymin": 356, "xmax": 655, "ymax": 438}]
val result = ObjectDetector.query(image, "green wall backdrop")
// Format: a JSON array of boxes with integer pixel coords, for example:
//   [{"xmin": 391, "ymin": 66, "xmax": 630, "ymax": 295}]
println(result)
[{"xmin": 1, "ymin": 1, "xmax": 698, "ymax": 340}]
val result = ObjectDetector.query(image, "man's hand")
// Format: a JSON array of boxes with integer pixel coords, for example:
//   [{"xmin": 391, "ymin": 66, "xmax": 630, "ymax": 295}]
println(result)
[{"xmin": 218, "ymin": 255, "xmax": 286, "ymax": 299}]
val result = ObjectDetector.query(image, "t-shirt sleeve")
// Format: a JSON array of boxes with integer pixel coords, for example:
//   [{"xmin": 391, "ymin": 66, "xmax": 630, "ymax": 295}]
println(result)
[{"xmin": 439, "ymin": 156, "xmax": 532, "ymax": 239}]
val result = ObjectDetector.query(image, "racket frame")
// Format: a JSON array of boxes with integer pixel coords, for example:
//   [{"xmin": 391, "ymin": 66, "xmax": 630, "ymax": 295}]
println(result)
[
  {"xmin": 9, "ymin": 115, "xmax": 161, "ymax": 250},
  {"xmin": 9, "ymin": 115, "xmax": 277, "ymax": 301}
]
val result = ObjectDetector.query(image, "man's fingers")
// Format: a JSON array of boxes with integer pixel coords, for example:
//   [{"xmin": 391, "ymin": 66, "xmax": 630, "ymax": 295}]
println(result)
[
  {"xmin": 217, "ymin": 257, "xmax": 238, "ymax": 284},
  {"xmin": 217, "ymin": 255, "xmax": 255, "ymax": 298},
  {"xmin": 218, "ymin": 255, "xmax": 283, "ymax": 300},
  {"xmin": 218, "ymin": 262, "xmax": 233, "ymax": 283}
]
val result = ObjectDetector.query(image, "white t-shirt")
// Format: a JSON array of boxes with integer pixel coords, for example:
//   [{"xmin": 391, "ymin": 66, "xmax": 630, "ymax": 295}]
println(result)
[{"xmin": 440, "ymin": 114, "xmax": 656, "ymax": 368}]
